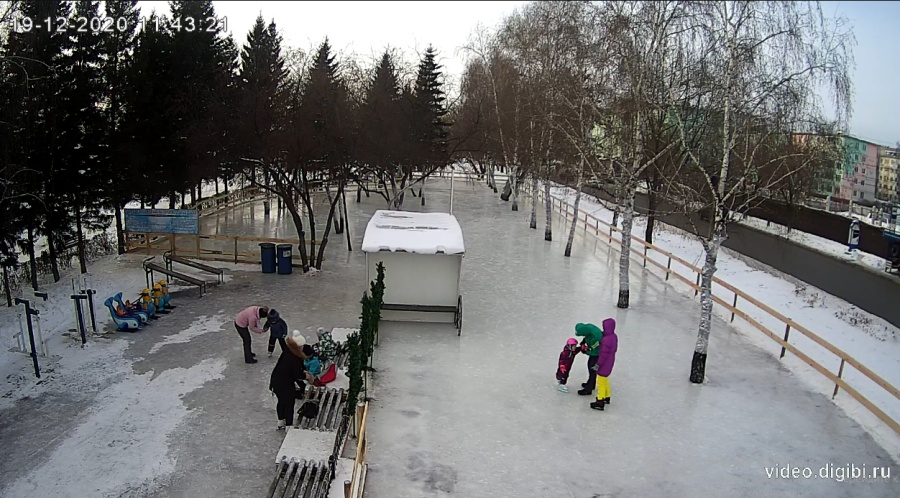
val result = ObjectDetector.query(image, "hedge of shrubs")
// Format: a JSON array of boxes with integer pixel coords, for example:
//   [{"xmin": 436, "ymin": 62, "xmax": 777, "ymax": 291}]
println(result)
[{"xmin": 345, "ymin": 262, "xmax": 385, "ymax": 415}]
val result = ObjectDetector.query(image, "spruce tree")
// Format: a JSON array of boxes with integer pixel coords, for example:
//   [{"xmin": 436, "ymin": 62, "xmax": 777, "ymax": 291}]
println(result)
[
  {"xmin": 168, "ymin": 0, "xmax": 232, "ymax": 203},
  {"xmin": 410, "ymin": 46, "xmax": 449, "ymax": 170},
  {"xmin": 4, "ymin": 0, "xmax": 72, "ymax": 282},
  {"xmin": 102, "ymin": 0, "xmax": 140, "ymax": 253},
  {"xmin": 237, "ymin": 15, "xmax": 288, "ymax": 162},
  {"xmin": 359, "ymin": 51, "xmax": 405, "ymax": 181},
  {"xmin": 298, "ymin": 39, "xmax": 352, "ymax": 268},
  {"xmin": 59, "ymin": 0, "xmax": 109, "ymax": 273},
  {"xmin": 119, "ymin": 11, "xmax": 176, "ymax": 207}
]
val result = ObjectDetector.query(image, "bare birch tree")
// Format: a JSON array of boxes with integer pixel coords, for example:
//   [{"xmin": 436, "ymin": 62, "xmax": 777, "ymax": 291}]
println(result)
[{"xmin": 664, "ymin": 1, "xmax": 853, "ymax": 383}]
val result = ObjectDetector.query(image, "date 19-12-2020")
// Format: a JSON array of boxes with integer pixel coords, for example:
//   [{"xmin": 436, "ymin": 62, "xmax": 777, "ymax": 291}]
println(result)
[{"xmin": 9, "ymin": 15, "xmax": 227, "ymax": 34}]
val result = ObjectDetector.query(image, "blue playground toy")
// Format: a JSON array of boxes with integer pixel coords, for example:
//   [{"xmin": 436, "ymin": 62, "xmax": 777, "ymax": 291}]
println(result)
[
  {"xmin": 113, "ymin": 292, "xmax": 150, "ymax": 324},
  {"xmin": 104, "ymin": 297, "xmax": 141, "ymax": 332}
]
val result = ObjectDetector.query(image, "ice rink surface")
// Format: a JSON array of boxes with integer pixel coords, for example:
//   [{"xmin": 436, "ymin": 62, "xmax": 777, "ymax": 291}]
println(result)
[
  {"xmin": 361, "ymin": 179, "xmax": 899, "ymax": 498},
  {"xmin": 0, "ymin": 177, "xmax": 896, "ymax": 498}
]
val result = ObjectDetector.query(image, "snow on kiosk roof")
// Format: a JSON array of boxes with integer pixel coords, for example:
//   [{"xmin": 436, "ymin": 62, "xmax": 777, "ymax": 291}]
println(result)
[{"xmin": 362, "ymin": 210, "xmax": 465, "ymax": 255}]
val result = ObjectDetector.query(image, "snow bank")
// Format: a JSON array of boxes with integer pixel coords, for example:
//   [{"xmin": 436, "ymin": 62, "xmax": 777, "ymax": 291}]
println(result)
[
  {"xmin": 362, "ymin": 210, "xmax": 465, "ymax": 255},
  {"xmin": 542, "ymin": 183, "xmax": 900, "ymax": 461},
  {"xmin": 738, "ymin": 214, "xmax": 889, "ymax": 274},
  {"xmin": 2, "ymin": 358, "xmax": 227, "ymax": 498}
]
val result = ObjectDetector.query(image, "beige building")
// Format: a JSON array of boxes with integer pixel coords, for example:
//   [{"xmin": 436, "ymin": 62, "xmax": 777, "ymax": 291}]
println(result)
[{"xmin": 878, "ymin": 147, "xmax": 900, "ymax": 203}]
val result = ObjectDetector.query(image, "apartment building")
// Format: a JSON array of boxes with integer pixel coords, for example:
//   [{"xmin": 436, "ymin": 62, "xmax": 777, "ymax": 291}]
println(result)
[
  {"xmin": 878, "ymin": 147, "xmax": 900, "ymax": 203},
  {"xmin": 839, "ymin": 136, "xmax": 879, "ymax": 203}
]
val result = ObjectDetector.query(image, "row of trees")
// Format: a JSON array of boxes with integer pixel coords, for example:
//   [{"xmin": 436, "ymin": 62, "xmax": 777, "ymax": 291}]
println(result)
[
  {"xmin": 451, "ymin": 1, "xmax": 852, "ymax": 382},
  {"xmin": 1, "ymin": 0, "xmax": 854, "ymax": 384},
  {"xmin": 0, "ymin": 0, "xmax": 456, "ymax": 282}
]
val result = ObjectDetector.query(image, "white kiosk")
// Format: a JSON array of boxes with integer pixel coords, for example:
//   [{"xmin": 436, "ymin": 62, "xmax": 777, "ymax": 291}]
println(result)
[{"xmin": 362, "ymin": 210, "xmax": 464, "ymax": 335}]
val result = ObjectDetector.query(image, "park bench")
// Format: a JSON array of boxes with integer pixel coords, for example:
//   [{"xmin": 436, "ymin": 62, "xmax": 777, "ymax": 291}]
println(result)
[
  {"xmin": 163, "ymin": 250, "xmax": 225, "ymax": 284},
  {"xmin": 381, "ymin": 295, "xmax": 463, "ymax": 336},
  {"xmin": 142, "ymin": 257, "xmax": 207, "ymax": 298}
]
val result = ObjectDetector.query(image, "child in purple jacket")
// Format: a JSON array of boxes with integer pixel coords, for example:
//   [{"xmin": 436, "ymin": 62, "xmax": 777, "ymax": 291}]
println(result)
[
  {"xmin": 556, "ymin": 338, "xmax": 580, "ymax": 392},
  {"xmin": 590, "ymin": 318, "xmax": 618, "ymax": 411}
]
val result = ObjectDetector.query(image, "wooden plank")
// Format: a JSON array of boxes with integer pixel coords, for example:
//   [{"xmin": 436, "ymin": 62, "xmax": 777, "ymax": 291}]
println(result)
[{"xmin": 381, "ymin": 303, "xmax": 457, "ymax": 313}]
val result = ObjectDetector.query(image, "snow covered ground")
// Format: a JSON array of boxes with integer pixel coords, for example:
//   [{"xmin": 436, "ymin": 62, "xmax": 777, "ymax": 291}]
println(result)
[
  {"xmin": 0, "ymin": 216, "xmax": 369, "ymax": 497},
  {"xmin": 737, "ymin": 214, "xmax": 890, "ymax": 274},
  {"xmin": 544, "ymin": 183, "xmax": 900, "ymax": 461}
]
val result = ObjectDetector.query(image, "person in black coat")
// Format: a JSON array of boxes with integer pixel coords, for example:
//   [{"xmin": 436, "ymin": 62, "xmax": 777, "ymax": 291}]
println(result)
[{"xmin": 269, "ymin": 334, "xmax": 314, "ymax": 429}]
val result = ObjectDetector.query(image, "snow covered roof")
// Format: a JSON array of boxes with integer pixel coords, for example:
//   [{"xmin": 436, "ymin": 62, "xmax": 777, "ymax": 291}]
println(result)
[{"xmin": 362, "ymin": 210, "xmax": 465, "ymax": 255}]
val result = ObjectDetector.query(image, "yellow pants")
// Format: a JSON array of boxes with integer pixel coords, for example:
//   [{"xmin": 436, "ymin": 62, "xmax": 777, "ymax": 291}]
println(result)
[{"xmin": 596, "ymin": 375, "xmax": 611, "ymax": 401}]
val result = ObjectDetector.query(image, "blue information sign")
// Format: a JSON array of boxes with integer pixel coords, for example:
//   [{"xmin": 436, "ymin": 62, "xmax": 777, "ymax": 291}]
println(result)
[{"xmin": 125, "ymin": 209, "xmax": 199, "ymax": 234}]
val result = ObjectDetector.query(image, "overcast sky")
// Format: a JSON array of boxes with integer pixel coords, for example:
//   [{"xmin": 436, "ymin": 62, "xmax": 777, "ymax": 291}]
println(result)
[
  {"xmin": 137, "ymin": 0, "xmax": 526, "ymax": 95},
  {"xmin": 137, "ymin": 1, "xmax": 898, "ymax": 146}
]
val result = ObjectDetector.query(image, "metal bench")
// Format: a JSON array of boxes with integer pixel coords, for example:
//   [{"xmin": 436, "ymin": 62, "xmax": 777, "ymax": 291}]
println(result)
[
  {"xmin": 163, "ymin": 251, "xmax": 225, "ymax": 283},
  {"xmin": 381, "ymin": 295, "xmax": 463, "ymax": 336},
  {"xmin": 142, "ymin": 257, "xmax": 207, "ymax": 297}
]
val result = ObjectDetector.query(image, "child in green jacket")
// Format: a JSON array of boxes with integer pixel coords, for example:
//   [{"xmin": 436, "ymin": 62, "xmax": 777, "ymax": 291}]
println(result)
[{"xmin": 574, "ymin": 322, "xmax": 603, "ymax": 395}]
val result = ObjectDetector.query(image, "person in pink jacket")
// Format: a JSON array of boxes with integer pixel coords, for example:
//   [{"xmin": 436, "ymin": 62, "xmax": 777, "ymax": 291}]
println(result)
[{"xmin": 235, "ymin": 306, "xmax": 269, "ymax": 363}]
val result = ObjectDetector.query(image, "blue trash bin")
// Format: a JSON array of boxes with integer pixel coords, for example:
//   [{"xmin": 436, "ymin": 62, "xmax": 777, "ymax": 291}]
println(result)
[
  {"xmin": 276, "ymin": 244, "xmax": 293, "ymax": 275},
  {"xmin": 259, "ymin": 243, "xmax": 276, "ymax": 273}
]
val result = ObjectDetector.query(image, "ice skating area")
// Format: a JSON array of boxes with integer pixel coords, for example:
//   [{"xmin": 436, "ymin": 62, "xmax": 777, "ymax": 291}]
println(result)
[{"xmin": 0, "ymin": 178, "xmax": 898, "ymax": 498}]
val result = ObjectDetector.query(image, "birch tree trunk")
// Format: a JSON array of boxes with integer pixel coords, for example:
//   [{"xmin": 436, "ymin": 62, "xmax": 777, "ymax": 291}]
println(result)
[
  {"xmin": 27, "ymin": 226, "xmax": 38, "ymax": 291},
  {"xmin": 689, "ymin": 233, "xmax": 723, "ymax": 383},
  {"xmin": 611, "ymin": 181, "xmax": 621, "ymax": 228},
  {"xmin": 342, "ymin": 190, "xmax": 352, "ymax": 251},
  {"xmin": 617, "ymin": 182, "xmax": 636, "ymax": 308},
  {"xmin": 511, "ymin": 167, "xmax": 520, "ymax": 211},
  {"xmin": 645, "ymin": 181, "xmax": 656, "ymax": 245},
  {"xmin": 420, "ymin": 175, "xmax": 426, "ymax": 206},
  {"xmin": 544, "ymin": 182, "xmax": 553, "ymax": 241},
  {"xmin": 115, "ymin": 204, "xmax": 125, "ymax": 255},
  {"xmin": 691, "ymin": 33, "xmax": 734, "ymax": 383},
  {"xmin": 530, "ymin": 175, "xmax": 538, "ymax": 229},
  {"xmin": 75, "ymin": 204, "xmax": 87, "ymax": 274},
  {"xmin": 314, "ymin": 184, "xmax": 344, "ymax": 270},
  {"xmin": 564, "ymin": 158, "xmax": 584, "ymax": 257},
  {"xmin": 3, "ymin": 265, "xmax": 11, "ymax": 307},
  {"xmin": 284, "ymin": 198, "xmax": 309, "ymax": 272},
  {"xmin": 46, "ymin": 229, "xmax": 60, "ymax": 283}
]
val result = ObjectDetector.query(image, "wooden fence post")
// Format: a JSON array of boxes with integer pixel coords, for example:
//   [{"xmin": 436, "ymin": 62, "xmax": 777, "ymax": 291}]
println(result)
[
  {"xmin": 780, "ymin": 322, "xmax": 791, "ymax": 359},
  {"xmin": 643, "ymin": 246, "xmax": 648, "ymax": 267},
  {"xmin": 234, "ymin": 238, "xmax": 238, "ymax": 264},
  {"xmin": 731, "ymin": 293, "xmax": 738, "ymax": 322},
  {"xmin": 666, "ymin": 257, "xmax": 671, "ymax": 281},
  {"xmin": 833, "ymin": 359, "xmax": 846, "ymax": 398},
  {"xmin": 694, "ymin": 273, "xmax": 700, "ymax": 296}
]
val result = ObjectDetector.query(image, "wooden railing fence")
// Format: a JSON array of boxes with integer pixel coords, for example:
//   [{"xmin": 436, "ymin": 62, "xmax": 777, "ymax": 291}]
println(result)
[
  {"xmin": 346, "ymin": 401, "xmax": 369, "ymax": 498},
  {"xmin": 525, "ymin": 182, "xmax": 900, "ymax": 437},
  {"xmin": 124, "ymin": 232, "xmax": 320, "ymax": 265}
]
